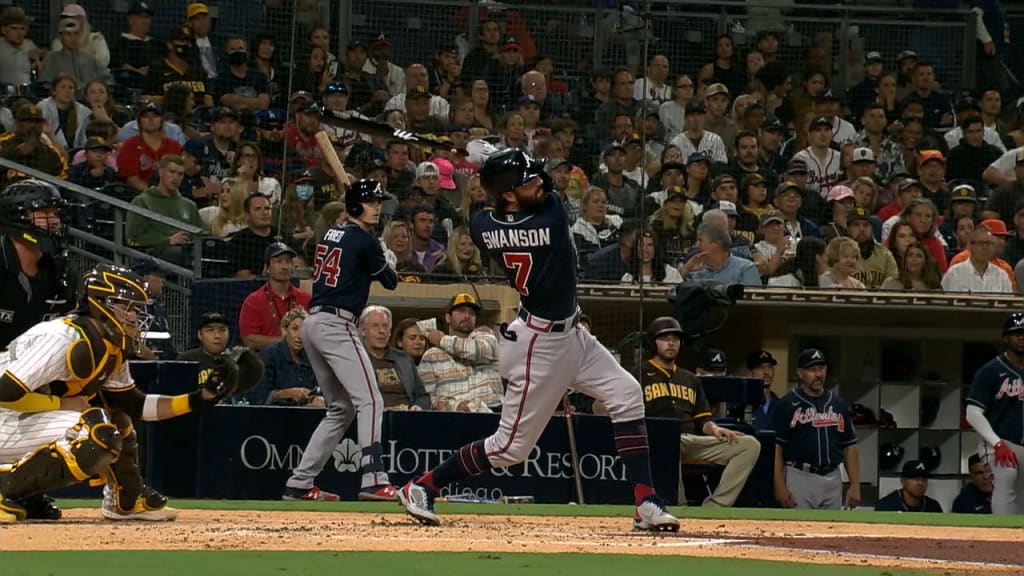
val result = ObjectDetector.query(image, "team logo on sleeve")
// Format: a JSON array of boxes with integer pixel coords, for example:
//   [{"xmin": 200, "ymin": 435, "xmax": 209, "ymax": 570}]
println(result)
[{"xmin": 790, "ymin": 406, "xmax": 845, "ymax": 431}]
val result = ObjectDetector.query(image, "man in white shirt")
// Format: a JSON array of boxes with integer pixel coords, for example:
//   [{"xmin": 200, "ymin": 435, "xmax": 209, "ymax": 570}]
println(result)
[
  {"xmin": 983, "ymin": 147, "xmax": 1024, "ymax": 188},
  {"xmin": 384, "ymin": 63, "xmax": 450, "ymax": 118},
  {"xmin": 792, "ymin": 116, "xmax": 843, "ymax": 198},
  {"xmin": 669, "ymin": 101, "xmax": 727, "ymax": 164},
  {"xmin": 813, "ymin": 90, "xmax": 857, "ymax": 146},
  {"xmin": 633, "ymin": 53, "xmax": 672, "ymax": 104},
  {"xmin": 364, "ymin": 34, "xmax": 406, "ymax": 97},
  {"xmin": 187, "ymin": 3, "xmax": 217, "ymax": 80},
  {"xmin": 944, "ymin": 98, "xmax": 1006, "ymax": 152},
  {"xmin": 942, "ymin": 227, "xmax": 1014, "ymax": 293}
]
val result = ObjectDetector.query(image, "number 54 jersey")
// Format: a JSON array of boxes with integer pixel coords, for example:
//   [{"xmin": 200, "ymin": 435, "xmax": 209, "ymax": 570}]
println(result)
[
  {"xmin": 471, "ymin": 193, "xmax": 578, "ymax": 320},
  {"xmin": 310, "ymin": 223, "xmax": 398, "ymax": 315}
]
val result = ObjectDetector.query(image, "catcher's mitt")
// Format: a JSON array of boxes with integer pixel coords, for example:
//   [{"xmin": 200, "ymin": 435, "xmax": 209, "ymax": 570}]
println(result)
[{"xmin": 201, "ymin": 347, "xmax": 264, "ymax": 399}]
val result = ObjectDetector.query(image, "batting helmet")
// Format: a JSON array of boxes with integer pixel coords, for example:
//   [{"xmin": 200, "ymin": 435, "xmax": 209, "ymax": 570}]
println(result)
[
  {"xmin": 646, "ymin": 316, "xmax": 683, "ymax": 349},
  {"xmin": 920, "ymin": 446, "xmax": 942, "ymax": 471},
  {"xmin": 1002, "ymin": 312, "xmax": 1024, "ymax": 336},
  {"xmin": 478, "ymin": 148, "xmax": 550, "ymax": 203},
  {"xmin": 850, "ymin": 403, "xmax": 878, "ymax": 426},
  {"xmin": 879, "ymin": 443, "xmax": 905, "ymax": 470},
  {"xmin": 345, "ymin": 179, "xmax": 390, "ymax": 217},
  {"xmin": 0, "ymin": 179, "xmax": 68, "ymax": 254}
]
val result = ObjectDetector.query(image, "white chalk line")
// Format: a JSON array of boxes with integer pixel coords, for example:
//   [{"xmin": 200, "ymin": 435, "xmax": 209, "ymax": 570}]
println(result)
[{"xmin": 730, "ymin": 543, "xmax": 1024, "ymax": 570}]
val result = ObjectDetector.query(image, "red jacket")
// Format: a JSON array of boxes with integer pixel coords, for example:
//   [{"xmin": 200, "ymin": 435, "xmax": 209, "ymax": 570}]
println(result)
[{"xmin": 918, "ymin": 232, "xmax": 949, "ymax": 274}]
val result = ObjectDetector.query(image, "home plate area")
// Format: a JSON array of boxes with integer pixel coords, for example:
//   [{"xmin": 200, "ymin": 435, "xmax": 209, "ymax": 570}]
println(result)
[{"xmin": 1, "ymin": 509, "xmax": 1020, "ymax": 575}]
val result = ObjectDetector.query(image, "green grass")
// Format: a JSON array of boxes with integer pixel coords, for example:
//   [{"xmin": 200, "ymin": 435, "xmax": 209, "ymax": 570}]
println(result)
[
  {"xmin": 55, "ymin": 498, "xmax": 1024, "ymax": 528},
  {"xmin": 0, "ymin": 551, "xmax": 959, "ymax": 576}
]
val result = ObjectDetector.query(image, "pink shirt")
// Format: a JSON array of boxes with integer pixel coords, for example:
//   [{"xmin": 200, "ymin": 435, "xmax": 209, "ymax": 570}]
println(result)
[{"xmin": 71, "ymin": 149, "xmax": 119, "ymax": 171}]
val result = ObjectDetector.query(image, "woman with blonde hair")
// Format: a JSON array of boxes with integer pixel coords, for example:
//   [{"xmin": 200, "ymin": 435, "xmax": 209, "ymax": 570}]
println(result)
[
  {"xmin": 571, "ymin": 186, "xmax": 621, "ymax": 265},
  {"xmin": 383, "ymin": 220, "xmax": 428, "ymax": 276},
  {"xmin": 458, "ymin": 173, "xmax": 488, "ymax": 222},
  {"xmin": 432, "ymin": 226, "xmax": 484, "ymax": 281},
  {"xmin": 821, "ymin": 236, "xmax": 866, "ymax": 289},
  {"xmin": 204, "ymin": 178, "xmax": 249, "ymax": 237},
  {"xmin": 649, "ymin": 188, "xmax": 695, "ymax": 264}
]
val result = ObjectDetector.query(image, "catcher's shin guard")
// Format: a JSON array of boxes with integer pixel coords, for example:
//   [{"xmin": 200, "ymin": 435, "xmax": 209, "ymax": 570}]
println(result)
[
  {"xmin": 0, "ymin": 407, "xmax": 122, "ymax": 520},
  {"xmin": 102, "ymin": 411, "xmax": 173, "ymax": 520}
]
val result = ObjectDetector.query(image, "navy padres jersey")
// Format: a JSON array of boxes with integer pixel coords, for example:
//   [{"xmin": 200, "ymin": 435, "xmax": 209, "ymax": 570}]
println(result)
[
  {"xmin": 471, "ymin": 192, "xmax": 577, "ymax": 320},
  {"xmin": 310, "ymin": 223, "xmax": 398, "ymax": 315},
  {"xmin": 772, "ymin": 389, "xmax": 857, "ymax": 468},
  {"xmin": 967, "ymin": 354, "xmax": 1024, "ymax": 445}
]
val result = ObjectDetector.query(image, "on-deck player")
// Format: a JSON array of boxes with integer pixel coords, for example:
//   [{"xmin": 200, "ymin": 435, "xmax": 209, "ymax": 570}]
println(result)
[
  {"xmin": 397, "ymin": 148, "xmax": 679, "ymax": 531},
  {"xmin": 283, "ymin": 179, "xmax": 400, "ymax": 502},
  {"xmin": 965, "ymin": 312, "xmax": 1024, "ymax": 515}
]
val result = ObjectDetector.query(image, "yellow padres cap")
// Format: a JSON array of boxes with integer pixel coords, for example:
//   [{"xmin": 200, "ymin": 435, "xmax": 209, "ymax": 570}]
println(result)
[
  {"xmin": 447, "ymin": 293, "xmax": 481, "ymax": 312},
  {"xmin": 187, "ymin": 3, "xmax": 209, "ymax": 19}
]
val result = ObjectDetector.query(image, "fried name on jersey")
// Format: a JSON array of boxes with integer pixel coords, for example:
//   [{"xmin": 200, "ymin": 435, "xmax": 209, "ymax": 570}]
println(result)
[
  {"xmin": 324, "ymin": 228, "xmax": 345, "ymax": 242},
  {"xmin": 790, "ymin": 405, "xmax": 845, "ymax": 431},
  {"xmin": 996, "ymin": 376, "xmax": 1024, "ymax": 400},
  {"xmin": 479, "ymin": 227, "xmax": 551, "ymax": 250}
]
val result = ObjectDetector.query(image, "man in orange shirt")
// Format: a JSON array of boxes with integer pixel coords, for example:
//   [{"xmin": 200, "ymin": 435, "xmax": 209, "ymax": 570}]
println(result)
[{"xmin": 949, "ymin": 219, "xmax": 1017, "ymax": 290}]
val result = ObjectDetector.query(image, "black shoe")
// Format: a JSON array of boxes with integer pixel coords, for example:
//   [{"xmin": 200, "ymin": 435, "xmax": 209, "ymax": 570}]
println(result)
[{"xmin": 20, "ymin": 494, "xmax": 61, "ymax": 520}]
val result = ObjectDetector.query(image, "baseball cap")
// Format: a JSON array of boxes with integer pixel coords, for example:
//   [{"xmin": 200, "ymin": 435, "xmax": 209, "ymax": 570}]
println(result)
[
  {"xmin": 447, "ymin": 292, "xmax": 481, "ymax": 312},
  {"xmin": 15, "ymin": 103, "xmax": 43, "ymax": 122},
  {"xmin": 128, "ymin": 2, "xmax": 154, "ymax": 16},
  {"xmin": 685, "ymin": 100, "xmax": 706, "ymax": 115},
  {"xmin": 1003, "ymin": 312, "xmax": 1024, "ymax": 335},
  {"xmin": 950, "ymin": 184, "xmax": 977, "ymax": 202},
  {"xmin": 809, "ymin": 115, "xmax": 833, "ymax": 130},
  {"xmin": 210, "ymin": 106, "xmax": 239, "ymax": 122},
  {"xmin": 289, "ymin": 90, "xmax": 314, "ymax": 105},
  {"xmin": 324, "ymin": 82, "xmax": 349, "ymax": 95},
  {"xmin": 256, "ymin": 109, "xmax": 285, "ymax": 126},
  {"xmin": 710, "ymin": 200, "xmax": 738, "ymax": 216},
  {"xmin": 167, "ymin": 25, "xmax": 192, "ymax": 42},
  {"xmin": 896, "ymin": 50, "xmax": 918, "ymax": 62},
  {"xmin": 741, "ymin": 173, "xmax": 766, "ymax": 190},
  {"xmin": 887, "ymin": 170, "xmax": 912, "ymax": 186},
  {"xmin": 1, "ymin": 7, "xmax": 32, "ymax": 27},
  {"xmin": 786, "ymin": 157, "xmax": 808, "ymax": 175},
  {"xmin": 61, "ymin": 3, "xmax": 86, "ymax": 18},
  {"xmin": 705, "ymin": 83, "xmax": 730, "ymax": 99},
  {"xmin": 84, "ymin": 136, "xmax": 114, "ymax": 151},
  {"xmin": 711, "ymin": 174, "xmax": 736, "ymax": 190},
  {"xmin": 186, "ymin": 2, "xmax": 209, "ymax": 19},
  {"xmin": 660, "ymin": 161, "xmax": 685, "ymax": 174},
  {"xmin": 292, "ymin": 169, "xmax": 315, "ymax": 183},
  {"xmin": 919, "ymin": 150, "xmax": 945, "ymax": 165},
  {"xmin": 437, "ymin": 43, "xmax": 459, "ymax": 55},
  {"xmin": 665, "ymin": 186, "xmax": 686, "ymax": 202},
  {"xmin": 826, "ymin": 185, "xmax": 854, "ymax": 203},
  {"xmin": 433, "ymin": 158, "xmax": 457, "ymax": 190},
  {"xmin": 746, "ymin": 350, "xmax": 778, "ymax": 370},
  {"xmin": 848, "ymin": 207, "xmax": 873, "ymax": 223},
  {"xmin": 851, "ymin": 147, "xmax": 876, "ymax": 163},
  {"xmin": 981, "ymin": 218, "xmax": 1011, "ymax": 237},
  {"xmin": 761, "ymin": 117, "xmax": 784, "ymax": 132},
  {"xmin": 686, "ymin": 151, "xmax": 710, "ymax": 166},
  {"xmin": 545, "ymin": 157, "xmax": 570, "ymax": 172},
  {"xmin": 775, "ymin": 181, "xmax": 802, "ymax": 197},
  {"xmin": 759, "ymin": 209, "xmax": 784, "ymax": 227},
  {"xmin": 346, "ymin": 39, "xmax": 367, "ymax": 51},
  {"xmin": 297, "ymin": 101, "xmax": 322, "ymax": 115},
  {"xmin": 369, "ymin": 33, "xmax": 392, "ymax": 48},
  {"xmin": 407, "ymin": 84, "xmax": 431, "ymax": 100},
  {"xmin": 700, "ymin": 349, "xmax": 728, "ymax": 372},
  {"xmin": 864, "ymin": 51, "xmax": 883, "ymax": 64},
  {"xmin": 416, "ymin": 161, "xmax": 440, "ymax": 179},
  {"xmin": 901, "ymin": 460, "xmax": 929, "ymax": 479},
  {"xmin": 898, "ymin": 178, "xmax": 922, "ymax": 193},
  {"xmin": 603, "ymin": 142, "xmax": 626, "ymax": 157},
  {"xmin": 199, "ymin": 312, "xmax": 229, "ymax": 329},
  {"xmin": 58, "ymin": 17, "xmax": 80, "ymax": 33},
  {"xmin": 264, "ymin": 241, "xmax": 297, "ymax": 261},
  {"xmin": 814, "ymin": 89, "xmax": 841, "ymax": 103},
  {"xmin": 136, "ymin": 100, "xmax": 161, "ymax": 117},
  {"xmin": 797, "ymin": 348, "xmax": 827, "ymax": 369},
  {"xmin": 500, "ymin": 36, "xmax": 520, "ymax": 51}
]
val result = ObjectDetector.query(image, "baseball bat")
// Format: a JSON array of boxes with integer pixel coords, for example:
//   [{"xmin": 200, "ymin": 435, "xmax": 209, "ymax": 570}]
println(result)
[
  {"xmin": 314, "ymin": 131, "xmax": 351, "ymax": 189},
  {"xmin": 319, "ymin": 111, "xmax": 468, "ymax": 157},
  {"xmin": 562, "ymin": 393, "xmax": 586, "ymax": 505}
]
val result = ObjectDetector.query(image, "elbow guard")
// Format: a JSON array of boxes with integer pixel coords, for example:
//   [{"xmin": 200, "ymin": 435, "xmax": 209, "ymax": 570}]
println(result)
[{"xmin": 0, "ymin": 372, "xmax": 28, "ymax": 403}]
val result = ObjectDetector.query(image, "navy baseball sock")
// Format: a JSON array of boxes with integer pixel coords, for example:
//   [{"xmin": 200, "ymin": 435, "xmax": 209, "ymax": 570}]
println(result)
[
  {"xmin": 418, "ymin": 439, "xmax": 491, "ymax": 494},
  {"xmin": 613, "ymin": 419, "xmax": 656, "ymax": 504}
]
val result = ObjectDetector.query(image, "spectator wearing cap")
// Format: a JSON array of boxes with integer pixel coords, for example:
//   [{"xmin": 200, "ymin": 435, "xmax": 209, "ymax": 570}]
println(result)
[
  {"xmin": 185, "ymin": 107, "xmax": 240, "ymax": 183},
  {"xmin": 518, "ymin": 95, "xmax": 544, "ymax": 150},
  {"xmin": 591, "ymin": 144, "xmax": 643, "ymax": 220},
  {"xmin": 754, "ymin": 209, "xmax": 792, "ymax": 279},
  {"xmin": 285, "ymin": 100, "xmax": 330, "ymax": 168},
  {"xmin": 319, "ymin": 83, "xmax": 372, "ymax": 153},
  {"xmin": 723, "ymin": 131, "xmax": 764, "ymax": 184},
  {"xmin": 178, "ymin": 311, "xmax": 232, "ymax": 386},
  {"xmin": 109, "ymin": 2, "xmax": 159, "ymax": 92},
  {"xmin": 238, "ymin": 241, "xmax": 312, "ymax": 350},
  {"xmin": 42, "ymin": 14, "xmax": 110, "ymax": 88},
  {"xmin": 944, "ymin": 99, "xmax": 1007, "ymax": 153},
  {"xmin": 773, "ymin": 181, "xmax": 822, "ymax": 240},
  {"xmin": 792, "ymin": 116, "xmax": 843, "ymax": 200},
  {"xmin": 847, "ymin": 207, "xmax": 899, "ymax": 288},
  {"xmin": 418, "ymin": 293, "xmax": 503, "ymax": 412},
  {"xmin": 900, "ymin": 62, "xmax": 954, "ymax": 129},
  {"xmin": 125, "ymin": 155, "xmax": 202, "ymax": 263},
  {"xmin": 386, "ymin": 64, "xmax": 451, "ymax": 119},
  {"xmin": 68, "ymin": 137, "xmax": 116, "ymax": 188},
  {"xmin": 359, "ymin": 306, "xmax": 429, "ymax": 410},
  {"xmin": 428, "ymin": 43, "xmax": 461, "ymax": 98},
  {"xmin": 594, "ymin": 67, "xmax": 645, "ymax": 145},
  {"xmin": 117, "ymin": 102, "xmax": 183, "ymax": 190},
  {"xmin": 339, "ymin": 40, "xmax": 389, "ymax": 117},
  {"xmin": 847, "ymin": 51, "xmax": 885, "ymax": 121},
  {"xmin": 709, "ymin": 175, "xmax": 759, "ymax": 238},
  {"xmin": 895, "ymin": 50, "xmax": 919, "ymax": 94},
  {"xmin": 680, "ymin": 151, "xmax": 712, "ymax": 209},
  {"xmin": 545, "ymin": 157, "xmax": 579, "ymax": 219},
  {"xmin": 947, "ymin": 115, "xmax": 1004, "ymax": 188},
  {"xmin": 404, "ymin": 84, "xmax": 447, "ymax": 136},
  {"xmin": 407, "ymin": 205, "xmax": 446, "ymax": 272},
  {"xmin": 747, "ymin": 350, "xmax": 780, "ymax": 431},
  {"xmin": 948, "ymin": 218, "xmax": 1016, "ymax": 288},
  {"xmin": 811, "ymin": 89, "xmax": 856, "ymax": 146},
  {"xmin": 253, "ymin": 307, "xmax": 322, "ymax": 407},
  {"xmin": 185, "ymin": 3, "xmax": 217, "ymax": 80},
  {"xmin": 147, "ymin": 25, "xmax": 213, "ymax": 106},
  {"xmin": 0, "ymin": 104, "xmax": 68, "ymax": 187},
  {"xmin": 363, "ymin": 34, "xmax": 405, "ymax": 97},
  {"xmin": 213, "ymin": 36, "xmax": 270, "ymax": 112},
  {"xmin": 669, "ymin": 101, "xmax": 728, "ymax": 165},
  {"xmin": 482, "ymin": 35, "xmax": 528, "ymax": 113},
  {"xmin": 229, "ymin": 193, "xmax": 281, "ymax": 278},
  {"xmin": 758, "ymin": 118, "xmax": 786, "ymax": 183},
  {"xmin": 0, "ymin": 7, "xmax": 43, "ymax": 87},
  {"xmin": 50, "ymin": 3, "xmax": 109, "ymax": 67},
  {"xmin": 822, "ymin": 185, "xmax": 856, "ymax": 244},
  {"xmin": 941, "ymin": 226, "xmax": 1012, "ymax": 293},
  {"xmin": 650, "ymin": 186, "xmax": 696, "ymax": 265},
  {"xmin": 878, "ymin": 177, "xmax": 923, "ymax": 228},
  {"xmin": 704, "ymin": 83, "xmax": 738, "ymax": 157},
  {"xmin": 917, "ymin": 150, "xmax": 952, "ymax": 214},
  {"xmin": 939, "ymin": 184, "xmax": 980, "ymax": 249},
  {"xmin": 680, "ymin": 220, "xmax": 762, "ymax": 287},
  {"xmin": 846, "ymin": 147, "xmax": 878, "ymax": 182},
  {"xmin": 413, "ymin": 161, "xmax": 461, "ymax": 242},
  {"xmin": 875, "ymin": 460, "xmax": 943, "ymax": 512},
  {"xmin": 850, "ymin": 103, "xmax": 905, "ymax": 184},
  {"xmin": 952, "ymin": 453, "xmax": 993, "ymax": 514}
]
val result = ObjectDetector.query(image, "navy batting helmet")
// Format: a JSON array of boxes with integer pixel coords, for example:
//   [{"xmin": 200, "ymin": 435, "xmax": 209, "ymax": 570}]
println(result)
[
  {"xmin": 920, "ymin": 446, "xmax": 942, "ymax": 471},
  {"xmin": 478, "ymin": 148, "xmax": 550, "ymax": 203},
  {"xmin": 345, "ymin": 179, "xmax": 390, "ymax": 217},
  {"xmin": 646, "ymin": 316, "xmax": 683, "ymax": 349},
  {"xmin": 1003, "ymin": 312, "xmax": 1024, "ymax": 336},
  {"xmin": 879, "ymin": 443, "xmax": 904, "ymax": 470}
]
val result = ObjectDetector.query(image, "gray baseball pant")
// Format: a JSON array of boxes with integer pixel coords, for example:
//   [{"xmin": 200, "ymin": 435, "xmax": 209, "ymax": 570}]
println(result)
[
  {"xmin": 286, "ymin": 311, "xmax": 389, "ymax": 491},
  {"xmin": 980, "ymin": 440, "xmax": 1024, "ymax": 515},
  {"xmin": 785, "ymin": 465, "xmax": 843, "ymax": 510}
]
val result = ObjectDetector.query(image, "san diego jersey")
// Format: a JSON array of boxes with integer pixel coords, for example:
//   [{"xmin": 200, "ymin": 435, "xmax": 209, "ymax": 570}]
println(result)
[
  {"xmin": 310, "ymin": 223, "xmax": 398, "ymax": 315},
  {"xmin": 967, "ymin": 354, "xmax": 1024, "ymax": 445}
]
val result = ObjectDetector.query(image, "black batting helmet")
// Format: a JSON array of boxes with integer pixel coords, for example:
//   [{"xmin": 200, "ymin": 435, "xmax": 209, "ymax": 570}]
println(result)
[
  {"xmin": 345, "ymin": 179, "xmax": 390, "ymax": 217},
  {"xmin": 478, "ymin": 148, "xmax": 550, "ymax": 203},
  {"xmin": 920, "ymin": 446, "xmax": 942, "ymax": 471},
  {"xmin": 879, "ymin": 443, "xmax": 904, "ymax": 470},
  {"xmin": 0, "ymin": 179, "xmax": 68, "ymax": 253},
  {"xmin": 1003, "ymin": 312, "xmax": 1024, "ymax": 336},
  {"xmin": 646, "ymin": 316, "xmax": 683, "ymax": 349}
]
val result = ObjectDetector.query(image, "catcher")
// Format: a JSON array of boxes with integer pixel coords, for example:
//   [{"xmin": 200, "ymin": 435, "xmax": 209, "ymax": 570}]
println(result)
[{"xmin": 0, "ymin": 263, "xmax": 256, "ymax": 523}]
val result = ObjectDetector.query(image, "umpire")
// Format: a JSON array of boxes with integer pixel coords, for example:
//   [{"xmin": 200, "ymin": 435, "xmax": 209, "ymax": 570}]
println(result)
[{"xmin": 772, "ymin": 349, "xmax": 861, "ymax": 509}]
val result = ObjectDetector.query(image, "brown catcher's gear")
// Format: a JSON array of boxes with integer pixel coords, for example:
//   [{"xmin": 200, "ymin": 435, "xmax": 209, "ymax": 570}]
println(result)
[{"xmin": 204, "ymin": 347, "xmax": 264, "ymax": 398}]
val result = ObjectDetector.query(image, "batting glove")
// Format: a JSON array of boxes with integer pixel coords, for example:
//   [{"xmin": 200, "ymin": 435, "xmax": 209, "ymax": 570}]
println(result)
[{"xmin": 993, "ymin": 440, "xmax": 1019, "ymax": 468}]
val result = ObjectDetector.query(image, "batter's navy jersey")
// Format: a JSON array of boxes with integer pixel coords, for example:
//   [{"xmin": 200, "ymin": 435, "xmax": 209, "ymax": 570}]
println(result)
[
  {"xmin": 471, "ymin": 192, "xmax": 577, "ymax": 319},
  {"xmin": 772, "ymin": 389, "xmax": 857, "ymax": 468},
  {"xmin": 967, "ymin": 354, "xmax": 1024, "ymax": 445},
  {"xmin": 310, "ymin": 223, "xmax": 398, "ymax": 315}
]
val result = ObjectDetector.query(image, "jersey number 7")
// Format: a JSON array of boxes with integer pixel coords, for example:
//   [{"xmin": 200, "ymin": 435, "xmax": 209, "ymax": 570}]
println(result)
[
  {"xmin": 502, "ymin": 252, "xmax": 534, "ymax": 296},
  {"xmin": 313, "ymin": 245, "xmax": 343, "ymax": 288}
]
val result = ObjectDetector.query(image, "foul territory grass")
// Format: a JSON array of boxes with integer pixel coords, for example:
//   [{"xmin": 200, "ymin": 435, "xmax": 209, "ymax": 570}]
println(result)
[
  {"xmin": 0, "ymin": 551, "xmax": 962, "ymax": 576},
  {"xmin": 55, "ymin": 498, "xmax": 1024, "ymax": 528}
]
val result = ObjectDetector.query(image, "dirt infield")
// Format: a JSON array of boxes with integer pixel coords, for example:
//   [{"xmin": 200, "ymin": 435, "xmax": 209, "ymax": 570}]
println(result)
[{"xmin": 2, "ymin": 509, "xmax": 1021, "ymax": 574}]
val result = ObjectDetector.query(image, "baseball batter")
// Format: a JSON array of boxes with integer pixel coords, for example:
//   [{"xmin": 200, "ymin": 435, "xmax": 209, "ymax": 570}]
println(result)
[
  {"xmin": 772, "ymin": 348, "xmax": 861, "ymax": 510},
  {"xmin": 283, "ymin": 179, "xmax": 400, "ymax": 502},
  {"xmin": 965, "ymin": 312, "xmax": 1024, "ymax": 515},
  {"xmin": 397, "ymin": 149, "xmax": 679, "ymax": 531},
  {"xmin": 0, "ymin": 264, "xmax": 236, "ymax": 524}
]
